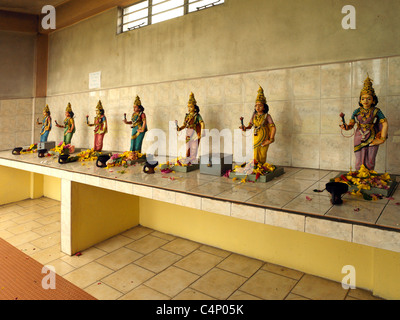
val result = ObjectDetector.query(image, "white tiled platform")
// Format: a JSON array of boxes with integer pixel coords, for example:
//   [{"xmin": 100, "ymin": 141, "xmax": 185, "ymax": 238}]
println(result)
[{"xmin": 0, "ymin": 150, "xmax": 399, "ymax": 253}]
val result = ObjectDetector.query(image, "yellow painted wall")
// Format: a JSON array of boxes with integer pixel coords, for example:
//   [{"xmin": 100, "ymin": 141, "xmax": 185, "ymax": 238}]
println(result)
[
  {"xmin": 0, "ymin": 167, "xmax": 61, "ymax": 204},
  {"xmin": 70, "ymin": 182, "xmax": 140, "ymax": 253},
  {"xmin": 139, "ymin": 197, "xmax": 400, "ymax": 300},
  {"xmin": 0, "ymin": 165, "xmax": 33, "ymax": 205},
  {"xmin": 29, "ymin": 172, "xmax": 43, "ymax": 199},
  {"xmin": 43, "ymin": 175, "xmax": 61, "ymax": 201}
]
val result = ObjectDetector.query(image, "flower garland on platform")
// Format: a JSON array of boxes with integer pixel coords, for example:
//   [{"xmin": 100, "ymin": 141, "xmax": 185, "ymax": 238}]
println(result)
[
  {"xmin": 106, "ymin": 151, "xmax": 143, "ymax": 169},
  {"xmin": 228, "ymin": 160, "xmax": 276, "ymax": 183},
  {"xmin": 51, "ymin": 142, "xmax": 75, "ymax": 155},
  {"xmin": 76, "ymin": 148, "xmax": 101, "ymax": 162},
  {"xmin": 159, "ymin": 157, "xmax": 189, "ymax": 173},
  {"xmin": 332, "ymin": 165, "xmax": 392, "ymax": 200},
  {"xmin": 20, "ymin": 143, "xmax": 38, "ymax": 154}
]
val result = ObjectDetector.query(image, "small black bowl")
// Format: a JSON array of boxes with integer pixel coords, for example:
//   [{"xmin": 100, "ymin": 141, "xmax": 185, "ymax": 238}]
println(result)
[
  {"xmin": 326, "ymin": 182, "xmax": 349, "ymax": 205},
  {"xmin": 58, "ymin": 154, "xmax": 70, "ymax": 164},
  {"xmin": 143, "ymin": 160, "xmax": 158, "ymax": 174},
  {"xmin": 38, "ymin": 149, "xmax": 47, "ymax": 158},
  {"xmin": 96, "ymin": 154, "xmax": 111, "ymax": 168},
  {"xmin": 12, "ymin": 147, "xmax": 23, "ymax": 155}
]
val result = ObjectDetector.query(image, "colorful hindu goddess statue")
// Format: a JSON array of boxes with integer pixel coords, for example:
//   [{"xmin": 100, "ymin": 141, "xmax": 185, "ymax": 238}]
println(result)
[
  {"xmin": 176, "ymin": 92, "xmax": 205, "ymax": 165},
  {"xmin": 87, "ymin": 100, "xmax": 108, "ymax": 152},
  {"xmin": 123, "ymin": 95, "xmax": 147, "ymax": 153},
  {"xmin": 240, "ymin": 86, "xmax": 276, "ymax": 164},
  {"xmin": 340, "ymin": 75, "xmax": 388, "ymax": 170},
  {"xmin": 55, "ymin": 103, "xmax": 76, "ymax": 145},
  {"xmin": 37, "ymin": 105, "xmax": 52, "ymax": 142}
]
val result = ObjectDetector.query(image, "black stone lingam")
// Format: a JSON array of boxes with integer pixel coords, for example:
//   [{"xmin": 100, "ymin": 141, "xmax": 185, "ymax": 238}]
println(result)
[
  {"xmin": 96, "ymin": 154, "xmax": 111, "ymax": 168},
  {"xmin": 326, "ymin": 182, "xmax": 349, "ymax": 205}
]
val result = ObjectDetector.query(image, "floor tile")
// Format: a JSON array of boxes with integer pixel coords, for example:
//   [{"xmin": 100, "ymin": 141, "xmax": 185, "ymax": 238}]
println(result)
[
  {"xmin": 228, "ymin": 291, "xmax": 262, "ymax": 300},
  {"xmin": 174, "ymin": 250, "xmax": 224, "ymax": 275},
  {"xmin": 94, "ymin": 235, "xmax": 134, "ymax": 253},
  {"xmin": 35, "ymin": 213, "xmax": 60, "ymax": 225},
  {"xmin": 30, "ymin": 232, "xmax": 61, "ymax": 250},
  {"xmin": 46, "ymin": 258, "xmax": 76, "ymax": 276},
  {"xmin": 347, "ymin": 288, "xmax": 383, "ymax": 300},
  {"xmin": 101, "ymin": 264, "xmax": 155, "ymax": 293},
  {"xmin": 121, "ymin": 225, "xmax": 154, "ymax": 239},
  {"xmin": 63, "ymin": 261, "xmax": 114, "ymax": 289},
  {"xmin": 60, "ymin": 246, "xmax": 107, "ymax": 268},
  {"xmin": 161, "ymin": 238, "xmax": 201, "ymax": 256},
  {"xmin": 199, "ymin": 245, "xmax": 231, "ymax": 258},
  {"xmin": 16, "ymin": 242, "xmax": 39, "ymax": 255},
  {"xmin": 29, "ymin": 244, "xmax": 66, "ymax": 265},
  {"xmin": 239, "ymin": 270, "xmax": 297, "ymax": 300},
  {"xmin": 7, "ymin": 220, "xmax": 42, "ymax": 234},
  {"xmin": 217, "ymin": 253, "xmax": 263, "ymax": 278},
  {"xmin": 85, "ymin": 281, "xmax": 124, "ymax": 300},
  {"xmin": 96, "ymin": 247, "xmax": 143, "ymax": 270},
  {"xmin": 261, "ymin": 262, "xmax": 304, "ymax": 280},
  {"xmin": 32, "ymin": 222, "xmax": 61, "ymax": 236},
  {"xmin": 37, "ymin": 206, "xmax": 61, "ymax": 216},
  {"xmin": 135, "ymin": 248, "xmax": 182, "ymax": 273},
  {"xmin": 0, "ymin": 216, "xmax": 19, "ymax": 229},
  {"xmin": 120, "ymin": 285, "xmax": 170, "ymax": 300},
  {"xmin": 125, "ymin": 235, "xmax": 169, "ymax": 254},
  {"xmin": 150, "ymin": 230, "xmax": 176, "ymax": 241},
  {"xmin": 145, "ymin": 266, "xmax": 199, "ymax": 298},
  {"xmin": 0, "ymin": 229, "xmax": 15, "ymax": 239},
  {"xmin": 285, "ymin": 293, "xmax": 310, "ymax": 300},
  {"xmin": 190, "ymin": 268, "xmax": 246, "ymax": 300},
  {"xmin": 173, "ymin": 288, "xmax": 216, "ymax": 300},
  {"xmin": 6, "ymin": 231, "xmax": 42, "ymax": 247},
  {"xmin": 291, "ymin": 274, "xmax": 348, "ymax": 300},
  {"xmin": 13, "ymin": 206, "xmax": 44, "ymax": 216},
  {"xmin": 0, "ymin": 212, "xmax": 21, "ymax": 224}
]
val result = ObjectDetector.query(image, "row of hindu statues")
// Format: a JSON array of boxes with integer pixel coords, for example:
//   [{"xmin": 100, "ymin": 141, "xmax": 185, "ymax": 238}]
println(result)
[{"xmin": 37, "ymin": 76, "xmax": 388, "ymax": 171}]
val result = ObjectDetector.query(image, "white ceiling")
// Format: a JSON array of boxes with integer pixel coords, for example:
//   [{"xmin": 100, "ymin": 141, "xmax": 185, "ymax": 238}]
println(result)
[{"xmin": 0, "ymin": 0, "xmax": 68, "ymax": 15}]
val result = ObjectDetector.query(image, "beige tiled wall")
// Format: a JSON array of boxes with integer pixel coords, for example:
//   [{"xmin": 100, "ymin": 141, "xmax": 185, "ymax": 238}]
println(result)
[
  {"xmin": 0, "ymin": 98, "xmax": 36, "ymax": 151},
  {"xmin": 12, "ymin": 56, "xmax": 400, "ymax": 174}
]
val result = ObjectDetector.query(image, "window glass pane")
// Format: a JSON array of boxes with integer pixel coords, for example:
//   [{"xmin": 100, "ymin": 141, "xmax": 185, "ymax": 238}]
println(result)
[
  {"xmin": 124, "ymin": 8, "xmax": 149, "ymax": 23},
  {"xmin": 152, "ymin": 0, "xmax": 184, "ymax": 15},
  {"xmin": 123, "ymin": 18, "xmax": 148, "ymax": 32},
  {"xmin": 120, "ymin": 0, "xmax": 224, "ymax": 33},
  {"xmin": 124, "ymin": 0, "xmax": 149, "ymax": 15},
  {"xmin": 188, "ymin": 0, "xmax": 223, "ymax": 12},
  {"xmin": 152, "ymin": 7, "xmax": 184, "ymax": 24}
]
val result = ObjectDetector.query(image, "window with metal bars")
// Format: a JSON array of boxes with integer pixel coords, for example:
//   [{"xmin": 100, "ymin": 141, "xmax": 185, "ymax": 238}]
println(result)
[{"xmin": 118, "ymin": 0, "xmax": 224, "ymax": 33}]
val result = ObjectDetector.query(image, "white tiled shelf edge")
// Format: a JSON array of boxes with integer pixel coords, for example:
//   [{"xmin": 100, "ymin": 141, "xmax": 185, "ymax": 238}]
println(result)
[{"xmin": 0, "ymin": 156, "xmax": 399, "ymax": 254}]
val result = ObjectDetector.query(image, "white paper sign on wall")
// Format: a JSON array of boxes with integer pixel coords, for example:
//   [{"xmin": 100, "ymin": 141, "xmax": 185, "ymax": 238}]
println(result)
[{"xmin": 89, "ymin": 71, "xmax": 101, "ymax": 89}]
